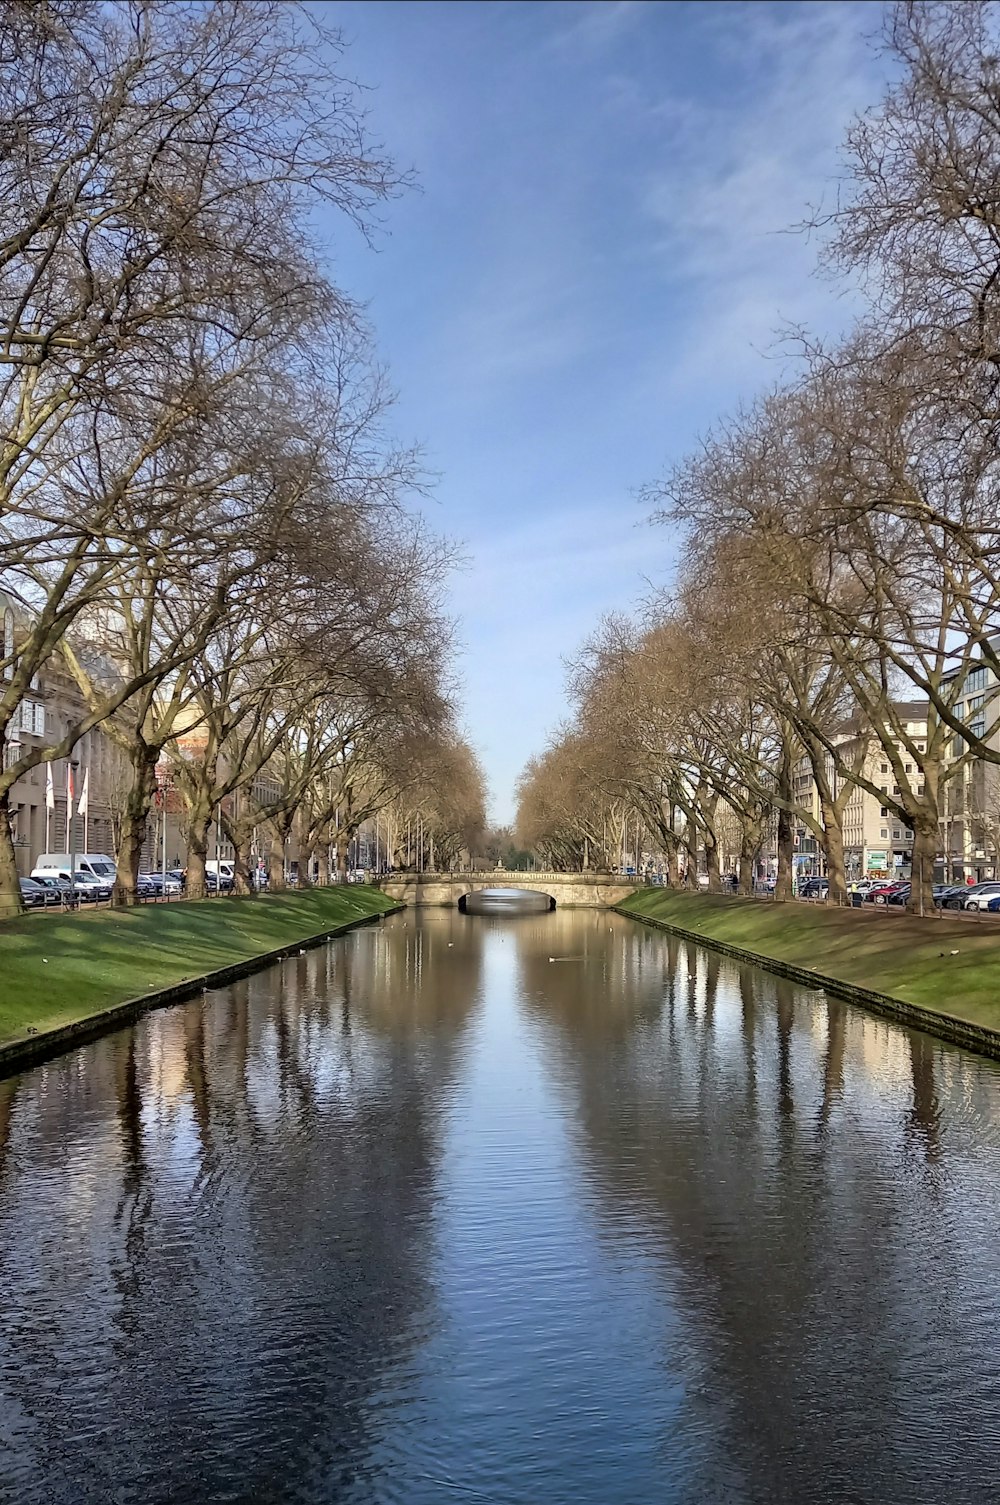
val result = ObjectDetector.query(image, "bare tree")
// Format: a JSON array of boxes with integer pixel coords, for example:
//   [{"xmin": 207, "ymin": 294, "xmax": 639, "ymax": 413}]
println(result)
[{"xmin": 0, "ymin": 1, "xmax": 400, "ymax": 914}]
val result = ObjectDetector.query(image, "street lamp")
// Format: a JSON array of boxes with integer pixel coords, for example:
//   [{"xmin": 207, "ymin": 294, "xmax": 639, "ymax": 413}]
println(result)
[{"xmin": 69, "ymin": 758, "xmax": 79, "ymax": 905}]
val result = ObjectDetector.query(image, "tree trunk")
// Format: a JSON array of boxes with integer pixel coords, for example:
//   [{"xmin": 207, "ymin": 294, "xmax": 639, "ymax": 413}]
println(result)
[
  {"xmin": 907, "ymin": 813, "xmax": 937, "ymax": 915},
  {"xmin": 186, "ymin": 806, "xmax": 212, "ymax": 901},
  {"xmin": 774, "ymin": 744, "xmax": 794, "ymax": 902},
  {"xmin": 821, "ymin": 802, "xmax": 848, "ymax": 905},
  {"xmin": 0, "ymin": 788, "xmax": 23, "ymax": 918},
  {"xmin": 667, "ymin": 845, "xmax": 680, "ymax": 887},
  {"xmin": 317, "ymin": 847, "xmax": 330, "ymax": 885},
  {"xmin": 269, "ymin": 828, "xmax": 286, "ymax": 891},
  {"xmin": 775, "ymin": 807, "xmax": 794, "ymax": 902},
  {"xmin": 336, "ymin": 826, "xmax": 350, "ymax": 881},
  {"xmin": 705, "ymin": 835, "xmax": 722, "ymax": 892},
  {"xmin": 300, "ymin": 843, "xmax": 316, "ymax": 886},
  {"xmin": 738, "ymin": 840, "xmax": 755, "ymax": 897},
  {"xmin": 232, "ymin": 832, "xmax": 254, "ymax": 895},
  {"xmin": 113, "ymin": 748, "xmax": 157, "ymax": 908}
]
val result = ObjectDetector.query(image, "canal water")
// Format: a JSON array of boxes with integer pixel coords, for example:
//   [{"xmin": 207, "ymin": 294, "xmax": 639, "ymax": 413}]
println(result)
[{"xmin": 0, "ymin": 908, "xmax": 998, "ymax": 1504}]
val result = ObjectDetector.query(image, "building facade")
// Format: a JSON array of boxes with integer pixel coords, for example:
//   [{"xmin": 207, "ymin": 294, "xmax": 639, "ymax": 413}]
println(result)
[{"xmin": 793, "ymin": 704, "xmax": 928, "ymax": 881}]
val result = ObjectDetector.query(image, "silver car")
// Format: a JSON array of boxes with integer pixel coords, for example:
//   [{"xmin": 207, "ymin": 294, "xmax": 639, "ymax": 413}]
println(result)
[{"xmin": 961, "ymin": 882, "xmax": 1000, "ymax": 911}]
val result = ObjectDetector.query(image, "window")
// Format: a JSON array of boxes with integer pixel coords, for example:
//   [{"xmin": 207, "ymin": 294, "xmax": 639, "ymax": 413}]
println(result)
[
  {"xmin": 968, "ymin": 694, "xmax": 985, "ymax": 712},
  {"xmin": 967, "ymin": 666, "xmax": 989, "ymax": 692},
  {"xmin": 881, "ymin": 807, "xmax": 889, "ymax": 817},
  {"xmin": 969, "ymin": 715, "xmax": 986, "ymax": 741},
  {"xmin": 904, "ymin": 763, "xmax": 912, "ymax": 772},
  {"xmin": 893, "ymin": 785, "xmax": 900, "ymax": 795},
  {"xmin": 880, "ymin": 829, "xmax": 888, "ymax": 839},
  {"xmin": 1, "ymin": 609, "xmax": 12, "ymax": 679},
  {"xmin": 916, "ymin": 743, "xmax": 924, "ymax": 752},
  {"xmin": 892, "ymin": 830, "xmax": 902, "ymax": 840},
  {"xmin": 16, "ymin": 699, "xmax": 45, "ymax": 737},
  {"xmin": 881, "ymin": 763, "xmax": 888, "ymax": 773}
]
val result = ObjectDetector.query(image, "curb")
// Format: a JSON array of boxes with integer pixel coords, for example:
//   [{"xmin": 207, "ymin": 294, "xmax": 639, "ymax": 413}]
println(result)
[
  {"xmin": 0, "ymin": 902, "xmax": 404, "ymax": 1080},
  {"xmin": 615, "ymin": 906, "xmax": 1000, "ymax": 1062}
]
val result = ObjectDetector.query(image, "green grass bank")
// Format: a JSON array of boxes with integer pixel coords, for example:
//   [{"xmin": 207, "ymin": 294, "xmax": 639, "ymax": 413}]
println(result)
[
  {"xmin": 617, "ymin": 888, "xmax": 1000, "ymax": 1052},
  {"xmin": 0, "ymin": 886, "xmax": 397, "ymax": 1062}
]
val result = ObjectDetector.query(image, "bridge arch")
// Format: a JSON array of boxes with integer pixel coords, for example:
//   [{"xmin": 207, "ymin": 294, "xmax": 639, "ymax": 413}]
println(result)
[{"xmin": 458, "ymin": 886, "xmax": 555, "ymax": 914}]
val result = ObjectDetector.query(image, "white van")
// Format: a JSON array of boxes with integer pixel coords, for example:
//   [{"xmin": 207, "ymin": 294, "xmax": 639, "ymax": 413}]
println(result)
[
  {"xmin": 32, "ymin": 852, "xmax": 117, "ymax": 883},
  {"xmin": 205, "ymin": 860, "xmax": 235, "ymax": 889}
]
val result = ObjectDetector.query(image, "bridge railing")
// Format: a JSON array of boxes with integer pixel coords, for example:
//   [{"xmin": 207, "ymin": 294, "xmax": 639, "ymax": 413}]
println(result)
[{"xmin": 383, "ymin": 870, "xmax": 645, "ymax": 882}]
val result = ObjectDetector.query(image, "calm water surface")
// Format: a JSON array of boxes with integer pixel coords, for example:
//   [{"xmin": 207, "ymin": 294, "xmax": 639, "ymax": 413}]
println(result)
[{"xmin": 0, "ymin": 909, "xmax": 998, "ymax": 1503}]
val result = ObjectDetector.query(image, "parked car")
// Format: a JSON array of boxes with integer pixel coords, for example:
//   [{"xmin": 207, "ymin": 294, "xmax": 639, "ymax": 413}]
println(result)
[
  {"xmin": 866, "ymin": 881, "xmax": 908, "ymax": 905},
  {"xmin": 32, "ymin": 868, "xmax": 110, "ymax": 901},
  {"xmin": 143, "ymin": 871, "xmax": 183, "ymax": 897},
  {"xmin": 73, "ymin": 874, "xmax": 112, "ymax": 902},
  {"xmin": 33, "ymin": 874, "xmax": 76, "ymax": 906},
  {"xmin": 959, "ymin": 882, "xmax": 1000, "ymax": 911},
  {"xmin": 19, "ymin": 876, "xmax": 49, "ymax": 909},
  {"xmin": 940, "ymin": 881, "xmax": 1000, "ymax": 911},
  {"xmin": 986, "ymin": 893, "xmax": 1000, "ymax": 913},
  {"xmin": 934, "ymin": 884, "xmax": 965, "ymax": 908},
  {"xmin": 886, "ymin": 884, "xmax": 941, "ymax": 908},
  {"xmin": 799, "ymin": 878, "xmax": 830, "ymax": 899}
]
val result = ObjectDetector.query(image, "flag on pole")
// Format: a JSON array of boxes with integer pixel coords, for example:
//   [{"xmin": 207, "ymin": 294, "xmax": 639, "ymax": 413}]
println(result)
[
  {"xmin": 66, "ymin": 763, "xmax": 74, "ymax": 821},
  {"xmin": 78, "ymin": 768, "xmax": 89, "ymax": 819},
  {"xmin": 45, "ymin": 763, "xmax": 54, "ymax": 812}
]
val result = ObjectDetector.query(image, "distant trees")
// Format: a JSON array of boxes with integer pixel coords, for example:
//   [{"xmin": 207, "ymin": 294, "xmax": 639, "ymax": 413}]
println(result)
[
  {"xmin": 0, "ymin": 2, "xmax": 468, "ymax": 916},
  {"xmin": 517, "ymin": 2, "xmax": 1000, "ymax": 913}
]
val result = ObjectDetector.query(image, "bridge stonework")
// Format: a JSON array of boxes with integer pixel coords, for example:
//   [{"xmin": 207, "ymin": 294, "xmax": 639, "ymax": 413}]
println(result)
[{"xmin": 379, "ymin": 870, "xmax": 643, "ymax": 908}]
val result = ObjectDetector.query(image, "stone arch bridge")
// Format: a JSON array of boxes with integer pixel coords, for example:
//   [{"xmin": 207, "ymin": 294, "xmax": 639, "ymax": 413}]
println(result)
[{"xmin": 379, "ymin": 870, "xmax": 644, "ymax": 908}]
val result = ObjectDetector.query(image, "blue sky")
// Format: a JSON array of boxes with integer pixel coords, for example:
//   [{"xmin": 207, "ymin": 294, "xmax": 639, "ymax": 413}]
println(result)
[{"xmin": 323, "ymin": 0, "xmax": 888, "ymax": 824}]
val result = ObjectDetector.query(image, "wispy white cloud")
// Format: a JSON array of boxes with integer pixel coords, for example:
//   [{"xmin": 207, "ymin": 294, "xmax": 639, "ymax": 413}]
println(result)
[
  {"xmin": 542, "ymin": 0, "xmax": 648, "ymax": 57},
  {"xmin": 327, "ymin": 1, "xmax": 892, "ymax": 822},
  {"xmin": 625, "ymin": 1, "xmax": 880, "ymax": 396}
]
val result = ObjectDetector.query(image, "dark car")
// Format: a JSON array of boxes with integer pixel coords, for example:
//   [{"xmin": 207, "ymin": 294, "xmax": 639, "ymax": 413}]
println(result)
[
  {"xmin": 799, "ymin": 878, "xmax": 830, "ymax": 899},
  {"xmin": 886, "ymin": 884, "xmax": 912, "ymax": 905},
  {"xmin": 19, "ymin": 876, "xmax": 49, "ymax": 909},
  {"xmin": 941, "ymin": 881, "xmax": 1000, "ymax": 911},
  {"xmin": 33, "ymin": 874, "xmax": 75, "ymax": 906}
]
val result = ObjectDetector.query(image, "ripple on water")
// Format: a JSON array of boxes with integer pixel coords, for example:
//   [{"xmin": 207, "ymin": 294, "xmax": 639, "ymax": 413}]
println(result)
[{"xmin": 0, "ymin": 911, "xmax": 998, "ymax": 1504}]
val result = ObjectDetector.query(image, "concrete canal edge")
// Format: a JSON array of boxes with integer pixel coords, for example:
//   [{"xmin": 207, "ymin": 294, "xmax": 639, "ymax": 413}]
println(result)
[
  {"xmin": 0, "ymin": 903, "xmax": 405, "ymax": 1080},
  {"xmin": 615, "ymin": 905, "xmax": 1000, "ymax": 1062}
]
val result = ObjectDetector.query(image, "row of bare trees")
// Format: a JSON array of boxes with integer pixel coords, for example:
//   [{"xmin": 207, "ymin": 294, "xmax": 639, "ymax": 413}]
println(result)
[
  {"xmin": 0, "ymin": 2, "xmax": 481, "ymax": 915},
  {"xmin": 519, "ymin": 2, "xmax": 1000, "ymax": 916}
]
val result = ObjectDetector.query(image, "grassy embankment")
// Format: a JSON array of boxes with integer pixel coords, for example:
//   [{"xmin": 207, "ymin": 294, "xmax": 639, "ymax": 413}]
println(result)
[
  {"xmin": 618, "ymin": 888, "xmax": 1000, "ymax": 1033},
  {"xmin": 0, "ymin": 886, "xmax": 396, "ymax": 1049}
]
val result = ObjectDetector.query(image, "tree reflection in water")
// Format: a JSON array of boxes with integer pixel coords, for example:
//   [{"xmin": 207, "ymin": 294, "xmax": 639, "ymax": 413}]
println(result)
[
  {"xmin": 0, "ymin": 918, "xmax": 480, "ymax": 1503},
  {"xmin": 0, "ymin": 911, "xmax": 996, "ymax": 1505},
  {"xmin": 517, "ymin": 911, "xmax": 1000, "ymax": 1505}
]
